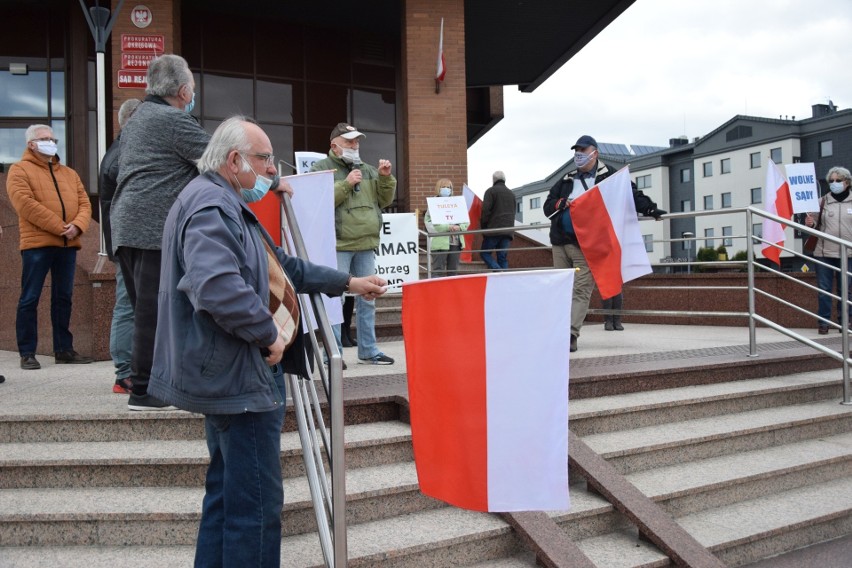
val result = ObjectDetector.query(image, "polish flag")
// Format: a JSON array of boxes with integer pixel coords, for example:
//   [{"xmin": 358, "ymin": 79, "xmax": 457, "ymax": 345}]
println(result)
[
  {"xmin": 436, "ymin": 18, "xmax": 446, "ymax": 82},
  {"xmin": 460, "ymin": 183, "xmax": 483, "ymax": 263},
  {"xmin": 761, "ymin": 160, "xmax": 793, "ymax": 265},
  {"xmin": 570, "ymin": 167, "xmax": 652, "ymax": 300},
  {"xmin": 402, "ymin": 270, "xmax": 572, "ymax": 512}
]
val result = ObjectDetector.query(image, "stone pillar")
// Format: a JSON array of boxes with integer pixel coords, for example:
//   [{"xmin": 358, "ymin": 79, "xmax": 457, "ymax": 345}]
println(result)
[{"xmin": 401, "ymin": 0, "xmax": 467, "ymax": 218}]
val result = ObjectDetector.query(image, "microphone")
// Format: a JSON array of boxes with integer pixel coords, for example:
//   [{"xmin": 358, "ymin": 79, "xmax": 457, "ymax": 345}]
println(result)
[{"xmin": 352, "ymin": 161, "xmax": 362, "ymax": 192}]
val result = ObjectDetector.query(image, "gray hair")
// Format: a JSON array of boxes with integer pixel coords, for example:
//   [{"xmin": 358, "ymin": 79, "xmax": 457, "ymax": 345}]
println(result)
[
  {"xmin": 25, "ymin": 124, "xmax": 52, "ymax": 142},
  {"xmin": 197, "ymin": 116, "xmax": 253, "ymax": 174},
  {"xmin": 145, "ymin": 54, "xmax": 193, "ymax": 98},
  {"xmin": 492, "ymin": 170, "xmax": 506, "ymax": 183},
  {"xmin": 118, "ymin": 98, "xmax": 142, "ymax": 128},
  {"xmin": 826, "ymin": 166, "xmax": 851, "ymax": 183}
]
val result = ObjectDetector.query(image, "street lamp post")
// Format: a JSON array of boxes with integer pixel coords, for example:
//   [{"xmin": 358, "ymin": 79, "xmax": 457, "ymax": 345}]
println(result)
[{"xmin": 682, "ymin": 231, "xmax": 694, "ymax": 274}]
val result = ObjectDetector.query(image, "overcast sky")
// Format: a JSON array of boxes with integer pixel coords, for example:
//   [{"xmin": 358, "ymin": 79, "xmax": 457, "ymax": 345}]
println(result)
[{"xmin": 467, "ymin": 0, "xmax": 852, "ymax": 191}]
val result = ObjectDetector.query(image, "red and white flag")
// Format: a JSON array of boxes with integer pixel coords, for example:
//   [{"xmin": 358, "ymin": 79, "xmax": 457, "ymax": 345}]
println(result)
[
  {"xmin": 436, "ymin": 18, "xmax": 446, "ymax": 83},
  {"xmin": 402, "ymin": 270, "xmax": 572, "ymax": 512},
  {"xmin": 570, "ymin": 167, "xmax": 652, "ymax": 300},
  {"xmin": 460, "ymin": 183, "xmax": 483, "ymax": 263},
  {"xmin": 761, "ymin": 160, "xmax": 793, "ymax": 265}
]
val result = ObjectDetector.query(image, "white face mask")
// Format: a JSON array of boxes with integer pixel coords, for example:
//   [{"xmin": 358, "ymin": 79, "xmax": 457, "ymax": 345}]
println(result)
[
  {"xmin": 338, "ymin": 146, "xmax": 361, "ymax": 165},
  {"xmin": 438, "ymin": 187, "xmax": 452, "ymax": 197},
  {"xmin": 35, "ymin": 140, "xmax": 58, "ymax": 156},
  {"xmin": 829, "ymin": 181, "xmax": 847, "ymax": 194}
]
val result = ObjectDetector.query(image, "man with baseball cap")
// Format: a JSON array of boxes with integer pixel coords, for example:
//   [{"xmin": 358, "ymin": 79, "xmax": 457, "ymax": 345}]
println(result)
[
  {"xmin": 543, "ymin": 134, "xmax": 666, "ymax": 353},
  {"xmin": 311, "ymin": 123, "xmax": 397, "ymax": 365}
]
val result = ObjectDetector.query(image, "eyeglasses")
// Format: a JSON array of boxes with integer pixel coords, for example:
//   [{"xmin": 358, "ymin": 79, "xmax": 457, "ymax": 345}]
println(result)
[
  {"xmin": 243, "ymin": 152, "xmax": 275, "ymax": 167},
  {"xmin": 33, "ymin": 137, "xmax": 58, "ymax": 144}
]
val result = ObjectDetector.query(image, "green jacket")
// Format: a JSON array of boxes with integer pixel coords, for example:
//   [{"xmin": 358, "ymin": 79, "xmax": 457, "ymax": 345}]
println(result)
[
  {"xmin": 311, "ymin": 151, "xmax": 396, "ymax": 251},
  {"xmin": 424, "ymin": 211, "xmax": 468, "ymax": 251}
]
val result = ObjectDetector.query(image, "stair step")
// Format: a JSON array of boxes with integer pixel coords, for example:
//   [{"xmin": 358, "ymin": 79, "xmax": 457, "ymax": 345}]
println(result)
[
  {"xmin": 570, "ymin": 371, "xmax": 841, "ymax": 436},
  {"xmin": 0, "ymin": 421, "xmax": 412, "ymax": 489},
  {"xmin": 582, "ymin": 400, "xmax": 852, "ymax": 474}
]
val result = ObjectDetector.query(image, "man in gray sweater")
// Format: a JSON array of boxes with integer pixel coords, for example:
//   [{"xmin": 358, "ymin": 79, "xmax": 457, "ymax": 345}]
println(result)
[{"xmin": 111, "ymin": 54, "xmax": 211, "ymax": 410}]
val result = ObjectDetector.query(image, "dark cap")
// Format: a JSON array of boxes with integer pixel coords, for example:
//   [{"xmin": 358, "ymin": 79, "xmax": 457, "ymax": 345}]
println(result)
[
  {"xmin": 330, "ymin": 122, "xmax": 365, "ymax": 141},
  {"xmin": 571, "ymin": 135, "xmax": 598, "ymax": 150}
]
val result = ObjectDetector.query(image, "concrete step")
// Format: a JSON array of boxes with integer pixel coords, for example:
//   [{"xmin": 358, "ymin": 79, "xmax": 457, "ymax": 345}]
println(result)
[
  {"xmin": 570, "ymin": 371, "xmax": 842, "ymax": 436},
  {"xmin": 574, "ymin": 476, "xmax": 852, "ymax": 567},
  {"xmin": 0, "ymin": 421, "xmax": 412, "ymax": 489},
  {"xmin": 581, "ymin": 399, "xmax": 852, "ymax": 475}
]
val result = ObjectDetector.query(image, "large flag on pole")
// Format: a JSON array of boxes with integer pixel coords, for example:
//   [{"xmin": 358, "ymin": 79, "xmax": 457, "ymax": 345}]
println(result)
[
  {"xmin": 402, "ymin": 270, "xmax": 572, "ymax": 512},
  {"xmin": 570, "ymin": 167, "xmax": 652, "ymax": 300},
  {"xmin": 761, "ymin": 160, "xmax": 793, "ymax": 265},
  {"xmin": 436, "ymin": 17, "xmax": 446, "ymax": 86},
  {"xmin": 460, "ymin": 183, "xmax": 482, "ymax": 263}
]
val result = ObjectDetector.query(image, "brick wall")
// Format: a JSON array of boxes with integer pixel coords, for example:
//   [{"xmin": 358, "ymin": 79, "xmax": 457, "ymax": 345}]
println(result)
[{"xmin": 401, "ymin": 0, "xmax": 467, "ymax": 219}]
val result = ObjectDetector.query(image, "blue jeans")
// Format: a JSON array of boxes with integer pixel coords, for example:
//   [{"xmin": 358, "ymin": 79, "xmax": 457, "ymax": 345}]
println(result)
[
  {"xmin": 480, "ymin": 236, "xmax": 511, "ymax": 270},
  {"xmin": 195, "ymin": 365, "xmax": 286, "ymax": 568},
  {"xmin": 815, "ymin": 256, "xmax": 852, "ymax": 324},
  {"xmin": 110, "ymin": 265, "xmax": 134, "ymax": 379},
  {"xmin": 336, "ymin": 250, "xmax": 382, "ymax": 359},
  {"xmin": 16, "ymin": 247, "xmax": 77, "ymax": 355}
]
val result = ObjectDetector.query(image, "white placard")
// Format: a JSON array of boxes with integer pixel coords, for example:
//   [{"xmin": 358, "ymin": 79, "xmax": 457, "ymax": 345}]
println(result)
[
  {"xmin": 294, "ymin": 151, "xmax": 327, "ymax": 175},
  {"xmin": 785, "ymin": 162, "xmax": 820, "ymax": 213},
  {"xmin": 426, "ymin": 195, "xmax": 470, "ymax": 225},
  {"xmin": 375, "ymin": 213, "xmax": 419, "ymax": 292}
]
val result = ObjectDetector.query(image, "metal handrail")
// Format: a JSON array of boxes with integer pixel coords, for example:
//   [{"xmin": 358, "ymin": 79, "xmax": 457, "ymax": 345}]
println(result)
[{"xmin": 278, "ymin": 192, "xmax": 346, "ymax": 567}]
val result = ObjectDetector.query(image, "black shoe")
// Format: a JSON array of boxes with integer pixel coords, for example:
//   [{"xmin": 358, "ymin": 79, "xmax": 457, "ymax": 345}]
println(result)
[
  {"xmin": 604, "ymin": 320, "xmax": 614, "ymax": 331},
  {"xmin": 55, "ymin": 350, "xmax": 94, "ymax": 364},
  {"xmin": 613, "ymin": 320, "xmax": 624, "ymax": 331},
  {"xmin": 128, "ymin": 392, "xmax": 178, "ymax": 411},
  {"xmin": 341, "ymin": 329, "xmax": 357, "ymax": 347},
  {"xmin": 20, "ymin": 355, "xmax": 41, "ymax": 370},
  {"xmin": 0, "ymin": 375, "xmax": 5, "ymax": 384},
  {"xmin": 570, "ymin": 335, "xmax": 578, "ymax": 353}
]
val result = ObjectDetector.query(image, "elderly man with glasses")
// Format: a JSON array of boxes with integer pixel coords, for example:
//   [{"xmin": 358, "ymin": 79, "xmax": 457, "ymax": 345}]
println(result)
[
  {"xmin": 6, "ymin": 124, "xmax": 93, "ymax": 369},
  {"xmin": 110, "ymin": 54, "xmax": 212, "ymax": 410}
]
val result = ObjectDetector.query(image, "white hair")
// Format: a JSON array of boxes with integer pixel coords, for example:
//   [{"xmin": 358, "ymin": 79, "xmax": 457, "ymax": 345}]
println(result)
[
  {"xmin": 492, "ymin": 170, "xmax": 506, "ymax": 183},
  {"xmin": 25, "ymin": 124, "xmax": 52, "ymax": 143},
  {"xmin": 145, "ymin": 54, "xmax": 193, "ymax": 98},
  {"xmin": 197, "ymin": 116, "xmax": 253, "ymax": 174},
  {"xmin": 117, "ymin": 99, "xmax": 141, "ymax": 128},
  {"xmin": 826, "ymin": 166, "xmax": 851, "ymax": 183}
]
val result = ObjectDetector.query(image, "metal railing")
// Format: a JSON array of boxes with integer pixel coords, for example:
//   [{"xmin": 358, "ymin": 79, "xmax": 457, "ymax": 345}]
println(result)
[
  {"xmin": 422, "ymin": 207, "xmax": 852, "ymax": 405},
  {"xmin": 278, "ymin": 193, "xmax": 347, "ymax": 567}
]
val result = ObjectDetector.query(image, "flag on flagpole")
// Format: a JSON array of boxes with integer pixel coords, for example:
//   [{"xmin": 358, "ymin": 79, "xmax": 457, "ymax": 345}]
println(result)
[
  {"xmin": 761, "ymin": 159, "xmax": 793, "ymax": 265},
  {"xmin": 402, "ymin": 270, "xmax": 572, "ymax": 512},
  {"xmin": 436, "ymin": 17, "xmax": 446, "ymax": 85},
  {"xmin": 570, "ymin": 167, "xmax": 652, "ymax": 300},
  {"xmin": 460, "ymin": 183, "xmax": 483, "ymax": 263}
]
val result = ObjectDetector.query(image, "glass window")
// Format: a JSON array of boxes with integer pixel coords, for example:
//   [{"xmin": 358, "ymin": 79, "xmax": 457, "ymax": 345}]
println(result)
[
  {"xmin": 820, "ymin": 140, "xmax": 833, "ymax": 158},
  {"xmin": 0, "ymin": 70, "xmax": 50, "ymax": 116},
  {"xmin": 770, "ymin": 147, "xmax": 782, "ymax": 163},
  {"xmin": 681, "ymin": 199, "xmax": 692, "ymax": 212},
  {"xmin": 751, "ymin": 188, "xmax": 762, "ymax": 204},
  {"xmin": 721, "ymin": 158, "xmax": 731, "ymax": 174},
  {"xmin": 352, "ymin": 88, "xmax": 395, "ymax": 131},
  {"xmin": 703, "ymin": 161, "xmax": 712, "ymax": 177},
  {"xmin": 358, "ymin": 131, "xmax": 396, "ymax": 178},
  {"xmin": 680, "ymin": 168, "xmax": 690, "ymax": 183},
  {"xmin": 753, "ymin": 223, "xmax": 762, "ymax": 244},
  {"xmin": 0, "ymin": 127, "xmax": 28, "ymax": 167},
  {"xmin": 721, "ymin": 192, "xmax": 732, "ymax": 208},
  {"xmin": 636, "ymin": 174, "xmax": 651, "ymax": 189},
  {"xmin": 704, "ymin": 195, "xmax": 713, "ymax": 210},
  {"xmin": 516, "ymin": 201, "xmax": 522, "ymax": 213},
  {"xmin": 305, "ymin": 83, "xmax": 348, "ymax": 129},
  {"xmin": 202, "ymin": 74, "xmax": 254, "ymax": 120},
  {"xmin": 750, "ymin": 152, "xmax": 761, "ymax": 169},
  {"xmin": 723, "ymin": 226, "xmax": 733, "ymax": 247},
  {"xmin": 530, "ymin": 197, "xmax": 541, "ymax": 209},
  {"xmin": 643, "ymin": 234, "xmax": 653, "ymax": 253},
  {"xmin": 258, "ymin": 123, "xmax": 294, "ymax": 173},
  {"xmin": 704, "ymin": 228, "xmax": 715, "ymax": 249}
]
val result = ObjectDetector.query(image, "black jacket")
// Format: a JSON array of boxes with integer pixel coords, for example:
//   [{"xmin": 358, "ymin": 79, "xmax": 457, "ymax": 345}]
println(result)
[
  {"xmin": 98, "ymin": 133, "xmax": 121, "ymax": 261},
  {"xmin": 542, "ymin": 161, "xmax": 659, "ymax": 246},
  {"xmin": 480, "ymin": 180, "xmax": 516, "ymax": 239}
]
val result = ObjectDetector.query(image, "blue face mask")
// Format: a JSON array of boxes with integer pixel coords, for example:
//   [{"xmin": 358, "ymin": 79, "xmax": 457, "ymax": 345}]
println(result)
[
  {"xmin": 185, "ymin": 92, "xmax": 196, "ymax": 113},
  {"xmin": 238, "ymin": 156, "xmax": 274, "ymax": 203},
  {"xmin": 438, "ymin": 187, "xmax": 452, "ymax": 197}
]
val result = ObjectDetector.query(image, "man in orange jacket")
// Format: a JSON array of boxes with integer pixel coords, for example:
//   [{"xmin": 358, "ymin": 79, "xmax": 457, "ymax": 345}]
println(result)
[{"xmin": 6, "ymin": 124, "xmax": 93, "ymax": 370}]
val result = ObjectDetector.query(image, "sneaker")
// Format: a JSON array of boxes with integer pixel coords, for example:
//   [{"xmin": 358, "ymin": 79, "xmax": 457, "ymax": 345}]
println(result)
[
  {"xmin": 113, "ymin": 377, "xmax": 133, "ymax": 394},
  {"xmin": 55, "ymin": 350, "xmax": 94, "ymax": 364},
  {"xmin": 570, "ymin": 335, "xmax": 578, "ymax": 353},
  {"xmin": 358, "ymin": 353, "xmax": 394, "ymax": 365},
  {"xmin": 128, "ymin": 392, "xmax": 178, "ymax": 411},
  {"xmin": 818, "ymin": 325, "xmax": 829, "ymax": 335},
  {"xmin": 20, "ymin": 355, "xmax": 41, "ymax": 370}
]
